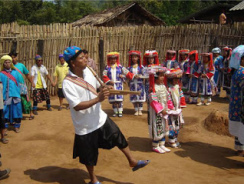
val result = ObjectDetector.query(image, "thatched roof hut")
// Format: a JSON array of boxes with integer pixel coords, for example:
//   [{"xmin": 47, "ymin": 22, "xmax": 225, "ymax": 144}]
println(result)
[
  {"xmin": 230, "ymin": 0, "xmax": 244, "ymax": 11},
  {"xmin": 179, "ymin": 4, "xmax": 233, "ymax": 24},
  {"xmin": 72, "ymin": 2, "xmax": 166, "ymax": 27},
  {"xmin": 229, "ymin": 1, "xmax": 244, "ymax": 22}
]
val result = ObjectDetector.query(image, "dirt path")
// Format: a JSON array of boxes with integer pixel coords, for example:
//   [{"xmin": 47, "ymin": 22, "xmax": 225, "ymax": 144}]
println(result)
[{"xmin": 1, "ymin": 94, "xmax": 243, "ymax": 184}]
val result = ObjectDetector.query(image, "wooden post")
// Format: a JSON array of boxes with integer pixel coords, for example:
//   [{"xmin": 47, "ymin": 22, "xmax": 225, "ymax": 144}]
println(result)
[
  {"xmin": 99, "ymin": 38, "xmax": 104, "ymax": 78},
  {"xmin": 37, "ymin": 39, "xmax": 44, "ymax": 56},
  {"xmin": 10, "ymin": 40, "xmax": 17, "ymax": 54}
]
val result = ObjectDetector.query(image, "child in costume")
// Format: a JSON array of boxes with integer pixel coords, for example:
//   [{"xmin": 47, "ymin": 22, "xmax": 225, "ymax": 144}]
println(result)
[
  {"xmin": 162, "ymin": 50, "xmax": 179, "ymax": 69},
  {"xmin": 228, "ymin": 45, "xmax": 244, "ymax": 156},
  {"xmin": 148, "ymin": 66, "xmax": 172, "ymax": 154},
  {"xmin": 222, "ymin": 46, "xmax": 232, "ymax": 98},
  {"xmin": 166, "ymin": 68, "xmax": 185, "ymax": 148},
  {"xmin": 212, "ymin": 47, "xmax": 224, "ymax": 96},
  {"xmin": 197, "ymin": 53, "xmax": 215, "ymax": 106},
  {"xmin": 143, "ymin": 50, "xmax": 160, "ymax": 101},
  {"xmin": 187, "ymin": 50, "xmax": 201, "ymax": 104},
  {"xmin": 103, "ymin": 52, "xmax": 135, "ymax": 117},
  {"xmin": 178, "ymin": 49, "xmax": 190, "ymax": 102},
  {"xmin": 127, "ymin": 50, "xmax": 146, "ymax": 116}
]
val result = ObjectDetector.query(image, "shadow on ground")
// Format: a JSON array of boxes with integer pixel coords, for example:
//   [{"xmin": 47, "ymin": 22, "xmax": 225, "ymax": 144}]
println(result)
[
  {"xmin": 24, "ymin": 166, "xmax": 133, "ymax": 184},
  {"xmin": 175, "ymin": 142, "xmax": 244, "ymax": 170}
]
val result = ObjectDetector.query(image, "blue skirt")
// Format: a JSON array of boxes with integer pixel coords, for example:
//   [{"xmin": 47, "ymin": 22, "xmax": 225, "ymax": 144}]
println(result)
[{"xmin": 4, "ymin": 101, "xmax": 22, "ymax": 123}]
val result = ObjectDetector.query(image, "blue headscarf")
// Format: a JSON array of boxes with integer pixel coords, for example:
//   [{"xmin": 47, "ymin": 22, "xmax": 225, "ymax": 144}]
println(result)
[{"xmin": 229, "ymin": 45, "xmax": 244, "ymax": 69}]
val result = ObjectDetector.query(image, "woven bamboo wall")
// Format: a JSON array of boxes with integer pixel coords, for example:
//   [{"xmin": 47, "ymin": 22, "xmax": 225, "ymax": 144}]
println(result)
[{"xmin": 0, "ymin": 22, "xmax": 243, "ymax": 95}]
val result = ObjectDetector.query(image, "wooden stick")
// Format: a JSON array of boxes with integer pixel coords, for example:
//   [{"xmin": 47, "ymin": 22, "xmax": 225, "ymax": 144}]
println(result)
[{"xmin": 87, "ymin": 66, "xmax": 140, "ymax": 95}]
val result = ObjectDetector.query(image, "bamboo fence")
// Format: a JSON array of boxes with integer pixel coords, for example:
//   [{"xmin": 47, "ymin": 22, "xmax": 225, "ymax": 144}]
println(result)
[{"xmin": 0, "ymin": 22, "xmax": 243, "ymax": 95}]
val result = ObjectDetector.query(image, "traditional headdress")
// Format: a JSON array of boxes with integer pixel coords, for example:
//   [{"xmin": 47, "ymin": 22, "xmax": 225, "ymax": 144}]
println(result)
[
  {"xmin": 148, "ymin": 66, "xmax": 169, "ymax": 93},
  {"xmin": 165, "ymin": 50, "xmax": 176, "ymax": 61},
  {"xmin": 201, "ymin": 53, "xmax": 214, "ymax": 71},
  {"xmin": 229, "ymin": 45, "xmax": 244, "ymax": 69},
  {"xmin": 143, "ymin": 50, "xmax": 159, "ymax": 66},
  {"xmin": 166, "ymin": 68, "xmax": 183, "ymax": 79},
  {"xmin": 211, "ymin": 47, "xmax": 221, "ymax": 54},
  {"xmin": 128, "ymin": 50, "xmax": 141, "ymax": 67},
  {"xmin": 189, "ymin": 50, "xmax": 199, "ymax": 64},
  {"xmin": 107, "ymin": 52, "xmax": 120, "ymax": 66},
  {"xmin": 223, "ymin": 46, "xmax": 232, "ymax": 60},
  {"xmin": 63, "ymin": 46, "xmax": 82, "ymax": 62},
  {"xmin": 178, "ymin": 49, "xmax": 190, "ymax": 62},
  {"xmin": 0, "ymin": 55, "xmax": 15, "ymax": 71}
]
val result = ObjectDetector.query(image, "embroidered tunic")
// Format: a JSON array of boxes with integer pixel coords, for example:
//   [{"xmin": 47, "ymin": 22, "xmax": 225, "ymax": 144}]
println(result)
[
  {"xmin": 188, "ymin": 60, "xmax": 201, "ymax": 96},
  {"xmin": 163, "ymin": 60, "xmax": 179, "ymax": 69},
  {"xmin": 128, "ymin": 65, "xmax": 146, "ymax": 103},
  {"xmin": 179, "ymin": 59, "xmax": 189, "ymax": 93},
  {"xmin": 198, "ymin": 63, "xmax": 215, "ymax": 96},
  {"xmin": 167, "ymin": 84, "xmax": 184, "ymax": 142},
  {"xmin": 148, "ymin": 84, "xmax": 173, "ymax": 141},
  {"xmin": 103, "ymin": 64, "xmax": 134, "ymax": 103}
]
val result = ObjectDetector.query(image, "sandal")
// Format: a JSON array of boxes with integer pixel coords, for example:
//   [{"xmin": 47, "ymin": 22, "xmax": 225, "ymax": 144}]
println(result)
[
  {"xmin": 29, "ymin": 116, "xmax": 35, "ymax": 120},
  {"xmin": 15, "ymin": 128, "xmax": 20, "ymax": 133},
  {"xmin": 132, "ymin": 160, "xmax": 150, "ymax": 172},
  {"xmin": 1, "ymin": 138, "xmax": 9, "ymax": 144}
]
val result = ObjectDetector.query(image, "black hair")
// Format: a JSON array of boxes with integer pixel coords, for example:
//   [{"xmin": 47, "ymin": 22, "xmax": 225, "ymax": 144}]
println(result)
[
  {"xmin": 167, "ymin": 78, "xmax": 173, "ymax": 84},
  {"xmin": 67, "ymin": 49, "xmax": 85, "ymax": 69},
  {"xmin": 154, "ymin": 72, "xmax": 165, "ymax": 80},
  {"xmin": 83, "ymin": 50, "xmax": 88, "ymax": 54},
  {"xmin": 189, "ymin": 53, "xmax": 195, "ymax": 59},
  {"xmin": 154, "ymin": 72, "xmax": 159, "ymax": 80},
  {"xmin": 230, "ymin": 68, "xmax": 236, "ymax": 76},
  {"xmin": 9, "ymin": 51, "xmax": 18, "ymax": 57}
]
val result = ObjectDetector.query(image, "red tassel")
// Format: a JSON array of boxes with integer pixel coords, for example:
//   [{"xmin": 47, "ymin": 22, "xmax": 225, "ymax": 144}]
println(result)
[{"xmin": 149, "ymin": 74, "xmax": 155, "ymax": 93}]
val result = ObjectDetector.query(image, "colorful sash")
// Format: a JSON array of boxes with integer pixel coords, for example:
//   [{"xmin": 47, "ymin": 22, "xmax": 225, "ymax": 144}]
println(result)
[
  {"xmin": 65, "ymin": 75, "xmax": 98, "ymax": 96},
  {"xmin": 1, "ymin": 71, "xmax": 18, "ymax": 86},
  {"xmin": 15, "ymin": 67, "xmax": 23, "ymax": 75}
]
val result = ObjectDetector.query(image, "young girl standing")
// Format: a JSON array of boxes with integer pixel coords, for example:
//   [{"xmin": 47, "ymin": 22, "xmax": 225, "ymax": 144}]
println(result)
[
  {"xmin": 212, "ymin": 47, "xmax": 224, "ymax": 96},
  {"xmin": 127, "ymin": 50, "xmax": 146, "ymax": 116},
  {"xmin": 103, "ymin": 52, "xmax": 135, "ymax": 117},
  {"xmin": 163, "ymin": 50, "xmax": 179, "ymax": 69},
  {"xmin": 143, "ymin": 50, "xmax": 160, "ymax": 101},
  {"xmin": 148, "ymin": 66, "xmax": 172, "ymax": 154},
  {"xmin": 222, "ymin": 46, "xmax": 232, "ymax": 98},
  {"xmin": 187, "ymin": 50, "xmax": 201, "ymax": 104},
  {"xmin": 178, "ymin": 49, "xmax": 190, "ymax": 102},
  {"xmin": 197, "ymin": 53, "xmax": 215, "ymax": 106},
  {"xmin": 166, "ymin": 68, "xmax": 185, "ymax": 148}
]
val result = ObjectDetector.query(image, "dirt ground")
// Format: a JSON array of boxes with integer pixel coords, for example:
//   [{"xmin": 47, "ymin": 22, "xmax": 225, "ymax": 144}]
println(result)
[{"xmin": 0, "ymin": 91, "xmax": 244, "ymax": 184}]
